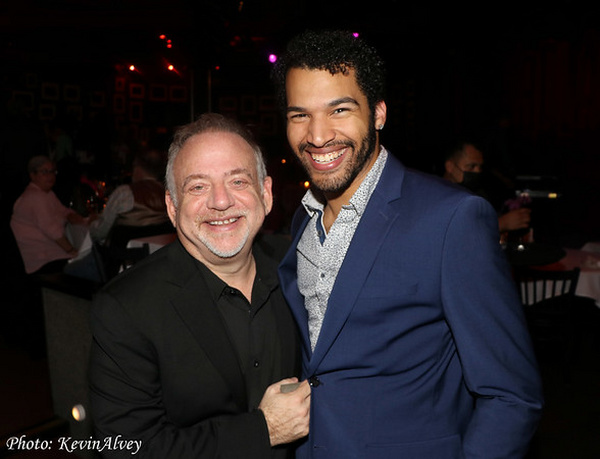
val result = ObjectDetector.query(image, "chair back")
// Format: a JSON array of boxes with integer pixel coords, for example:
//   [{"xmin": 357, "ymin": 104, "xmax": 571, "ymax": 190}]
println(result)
[{"xmin": 516, "ymin": 267, "xmax": 580, "ymax": 306}]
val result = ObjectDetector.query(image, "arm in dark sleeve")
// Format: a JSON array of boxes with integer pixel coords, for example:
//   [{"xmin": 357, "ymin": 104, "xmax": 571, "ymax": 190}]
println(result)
[
  {"xmin": 89, "ymin": 291, "xmax": 273, "ymax": 459},
  {"xmin": 441, "ymin": 195, "xmax": 544, "ymax": 458}
]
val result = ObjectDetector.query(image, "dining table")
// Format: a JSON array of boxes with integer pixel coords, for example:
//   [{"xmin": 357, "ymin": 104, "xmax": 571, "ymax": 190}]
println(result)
[
  {"xmin": 532, "ymin": 244, "xmax": 600, "ymax": 307},
  {"xmin": 504, "ymin": 242, "xmax": 566, "ymax": 268},
  {"xmin": 127, "ymin": 232, "xmax": 177, "ymax": 254}
]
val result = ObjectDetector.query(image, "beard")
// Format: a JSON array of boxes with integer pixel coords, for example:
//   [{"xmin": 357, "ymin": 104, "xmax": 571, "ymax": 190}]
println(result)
[
  {"xmin": 298, "ymin": 122, "xmax": 378, "ymax": 194},
  {"xmin": 194, "ymin": 213, "xmax": 251, "ymax": 258}
]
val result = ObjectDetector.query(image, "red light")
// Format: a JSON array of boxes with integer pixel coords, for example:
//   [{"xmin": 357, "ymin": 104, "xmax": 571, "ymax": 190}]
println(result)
[
  {"xmin": 167, "ymin": 64, "xmax": 175, "ymax": 71},
  {"xmin": 159, "ymin": 34, "xmax": 166, "ymax": 40},
  {"xmin": 129, "ymin": 64, "xmax": 136, "ymax": 71}
]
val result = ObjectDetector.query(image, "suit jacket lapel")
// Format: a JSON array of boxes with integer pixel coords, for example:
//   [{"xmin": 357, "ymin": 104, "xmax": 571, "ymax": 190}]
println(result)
[
  {"xmin": 253, "ymin": 237, "xmax": 302, "ymax": 378},
  {"xmin": 279, "ymin": 214, "xmax": 313, "ymax": 365},
  {"xmin": 309, "ymin": 156, "xmax": 406, "ymax": 372},
  {"xmin": 279, "ymin": 156, "xmax": 407, "ymax": 373},
  {"xmin": 167, "ymin": 243, "xmax": 247, "ymax": 410}
]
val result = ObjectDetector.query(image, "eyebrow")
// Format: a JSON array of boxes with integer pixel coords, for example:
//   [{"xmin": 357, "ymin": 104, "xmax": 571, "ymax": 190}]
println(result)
[
  {"xmin": 182, "ymin": 168, "xmax": 253, "ymax": 187},
  {"xmin": 287, "ymin": 96, "xmax": 360, "ymax": 114}
]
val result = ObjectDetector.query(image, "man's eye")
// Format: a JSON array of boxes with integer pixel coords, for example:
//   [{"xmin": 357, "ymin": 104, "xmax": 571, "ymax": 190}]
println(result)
[
  {"xmin": 189, "ymin": 184, "xmax": 205, "ymax": 194},
  {"xmin": 289, "ymin": 113, "xmax": 307, "ymax": 120},
  {"xmin": 333, "ymin": 107, "xmax": 352, "ymax": 115}
]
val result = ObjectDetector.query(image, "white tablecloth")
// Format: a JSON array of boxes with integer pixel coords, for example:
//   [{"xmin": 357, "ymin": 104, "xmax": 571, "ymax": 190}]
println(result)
[{"xmin": 127, "ymin": 233, "xmax": 177, "ymax": 254}]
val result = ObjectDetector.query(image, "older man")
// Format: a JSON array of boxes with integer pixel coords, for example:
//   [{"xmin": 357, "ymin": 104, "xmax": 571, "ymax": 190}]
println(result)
[
  {"xmin": 11, "ymin": 155, "xmax": 85, "ymax": 274},
  {"xmin": 90, "ymin": 113, "xmax": 310, "ymax": 458}
]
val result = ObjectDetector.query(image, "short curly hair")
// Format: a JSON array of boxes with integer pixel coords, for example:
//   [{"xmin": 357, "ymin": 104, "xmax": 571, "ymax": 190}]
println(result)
[{"xmin": 271, "ymin": 29, "xmax": 387, "ymax": 114}]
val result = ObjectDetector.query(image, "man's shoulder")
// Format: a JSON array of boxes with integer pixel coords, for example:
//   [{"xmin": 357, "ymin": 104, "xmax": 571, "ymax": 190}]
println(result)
[
  {"xmin": 15, "ymin": 183, "xmax": 45, "ymax": 203},
  {"xmin": 100, "ymin": 242, "xmax": 189, "ymax": 299},
  {"xmin": 254, "ymin": 233, "xmax": 291, "ymax": 263},
  {"xmin": 382, "ymin": 154, "xmax": 471, "ymax": 199}
]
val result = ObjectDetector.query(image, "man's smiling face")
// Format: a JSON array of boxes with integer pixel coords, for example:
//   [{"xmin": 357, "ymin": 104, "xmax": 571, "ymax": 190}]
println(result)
[
  {"xmin": 285, "ymin": 67, "xmax": 386, "ymax": 199},
  {"xmin": 166, "ymin": 130, "xmax": 272, "ymax": 265}
]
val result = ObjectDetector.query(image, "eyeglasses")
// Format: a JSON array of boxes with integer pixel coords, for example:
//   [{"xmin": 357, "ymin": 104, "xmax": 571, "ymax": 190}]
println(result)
[{"xmin": 37, "ymin": 169, "xmax": 58, "ymax": 175}]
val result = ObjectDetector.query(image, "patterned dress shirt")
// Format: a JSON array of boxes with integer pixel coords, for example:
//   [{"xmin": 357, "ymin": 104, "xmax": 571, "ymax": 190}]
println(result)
[{"xmin": 297, "ymin": 147, "xmax": 388, "ymax": 350}]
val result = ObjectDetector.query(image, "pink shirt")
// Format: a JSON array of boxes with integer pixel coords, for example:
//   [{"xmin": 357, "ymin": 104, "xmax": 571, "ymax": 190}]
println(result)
[{"xmin": 10, "ymin": 182, "xmax": 75, "ymax": 273}]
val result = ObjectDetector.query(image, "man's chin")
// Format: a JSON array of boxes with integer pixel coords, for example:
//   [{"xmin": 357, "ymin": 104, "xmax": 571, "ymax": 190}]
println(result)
[{"xmin": 201, "ymin": 235, "xmax": 249, "ymax": 259}]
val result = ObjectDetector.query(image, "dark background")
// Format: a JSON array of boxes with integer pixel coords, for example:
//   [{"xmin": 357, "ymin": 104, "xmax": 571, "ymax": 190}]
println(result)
[
  {"xmin": 3, "ymin": 1, "xmax": 600, "ymax": 243},
  {"xmin": 2, "ymin": 4, "xmax": 600, "ymax": 457}
]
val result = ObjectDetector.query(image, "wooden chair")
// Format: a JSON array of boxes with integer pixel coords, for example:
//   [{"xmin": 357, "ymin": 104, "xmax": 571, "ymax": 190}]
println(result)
[{"xmin": 513, "ymin": 267, "xmax": 581, "ymax": 381}]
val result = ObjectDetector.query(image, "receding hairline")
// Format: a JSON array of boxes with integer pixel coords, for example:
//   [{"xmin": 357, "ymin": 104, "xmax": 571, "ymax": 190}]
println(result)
[{"xmin": 171, "ymin": 131, "xmax": 265, "ymax": 191}]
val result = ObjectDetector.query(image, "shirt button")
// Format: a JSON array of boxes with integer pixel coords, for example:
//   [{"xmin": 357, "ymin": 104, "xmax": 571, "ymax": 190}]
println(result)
[
  {"xmin": 320, "ymin": 273, "xmax": 325, "ymax": 279},
  {"xmin": 253, "ymin": 360, "xmax": 260, "ymax": 368}
]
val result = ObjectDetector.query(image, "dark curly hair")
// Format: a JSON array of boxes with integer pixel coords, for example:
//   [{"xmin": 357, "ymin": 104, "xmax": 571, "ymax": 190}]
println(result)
[{"xmin": 272, "ymin": 29, "xmax": 387, "ymax": 115}]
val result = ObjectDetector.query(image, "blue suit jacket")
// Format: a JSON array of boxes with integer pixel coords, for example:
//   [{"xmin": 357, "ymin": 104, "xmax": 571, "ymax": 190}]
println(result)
[{"xmin": 279, "ymin": 153, "xmax": 543, "ymax": 458}]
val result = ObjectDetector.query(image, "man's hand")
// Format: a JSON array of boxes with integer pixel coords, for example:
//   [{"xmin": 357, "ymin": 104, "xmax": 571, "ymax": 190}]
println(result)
[
  {"xmin": 499, "ymin": 208, "xmax": 531, "ymax": 232},
  {"xmin": 258, "ymin": 377, "xmax": 310, "ymax": 446}
]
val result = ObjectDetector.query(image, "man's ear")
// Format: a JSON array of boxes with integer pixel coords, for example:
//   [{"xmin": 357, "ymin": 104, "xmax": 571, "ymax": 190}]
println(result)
[
  {"xmin": 444, "ymin": 159, "xmax": 454, "ymax": 175},
  {"xmin": 262, "ymin": 176, "xmax": 274, "ymax": 215},
  {"xmin": 374, "ymin": 100, "xmax": 387, "ymax": 130},
  {"xmin": 165, "ymin": 192, "xmax": 177, "ymax": 227}
]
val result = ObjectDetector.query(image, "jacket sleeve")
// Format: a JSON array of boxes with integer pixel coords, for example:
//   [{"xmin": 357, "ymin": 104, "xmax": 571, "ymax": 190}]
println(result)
[
  {"xmin": 89, "ymin": 290, "xmax": 273, "ymax": 459},
  {"xmin": 441, "ymin": 195, "xmax": 544, "ymax": 458}
]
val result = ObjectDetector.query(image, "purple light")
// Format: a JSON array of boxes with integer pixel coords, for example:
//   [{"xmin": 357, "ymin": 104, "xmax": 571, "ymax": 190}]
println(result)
[
  {"xmin": 353, "ymin": 32, "xmax": 360, "ymax": 38},
  {"xmin": 268, "ymin": 54, "xmax": 277, "ymax": 63}
]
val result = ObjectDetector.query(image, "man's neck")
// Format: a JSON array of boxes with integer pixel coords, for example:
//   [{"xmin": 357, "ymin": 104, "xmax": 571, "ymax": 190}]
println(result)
[
  {"xmin": 207, "ymin": 252, "xmax": 257, "ymax": 302},
  {"xmin": 321, "ymin": 146, "xmax": 381, "ymax": 232}
]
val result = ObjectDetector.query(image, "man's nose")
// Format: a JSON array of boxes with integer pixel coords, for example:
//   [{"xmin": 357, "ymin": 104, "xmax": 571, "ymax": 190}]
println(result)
[
  {"xmin": 208, "ymin": 183, "xmax": 234, "ymax": 210},
  {"xmin": 306, "ymin": 116, "xmax": 335, "ymax": 147}
]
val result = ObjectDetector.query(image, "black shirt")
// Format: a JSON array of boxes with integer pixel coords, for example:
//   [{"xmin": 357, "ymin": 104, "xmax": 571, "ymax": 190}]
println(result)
[{"xmin": 194, "ymin": 243, "xmax": 284, "ymax": 410}]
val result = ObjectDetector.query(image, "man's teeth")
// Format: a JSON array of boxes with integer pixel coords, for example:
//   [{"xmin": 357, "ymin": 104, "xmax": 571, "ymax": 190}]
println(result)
[
  {"xmin": 209, "ymin": 217, "xmax": 238, "ymax": 225},
  {"xmin": 311, "ymin": 149, "xmax": 345, "ymax": 164}
]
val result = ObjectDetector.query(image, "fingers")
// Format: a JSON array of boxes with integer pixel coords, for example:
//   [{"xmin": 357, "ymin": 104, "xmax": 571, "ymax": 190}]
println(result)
[
  {"xmin": 259, "ymin": 378, "xmax": 311, "ymax": 446},
  {"xmin": 295, "ymin": 380, "xmax": 311, "ymax": 399}
]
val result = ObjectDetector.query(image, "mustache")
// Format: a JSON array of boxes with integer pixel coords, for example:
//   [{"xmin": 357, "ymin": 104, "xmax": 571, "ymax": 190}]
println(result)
[
  {"xmin": 298, "ymin": 140, "xmax": 356, "ymax": 154},
  {"xmin": 196, "ymin": 210, "xmax": 248, "ymax": 223}
]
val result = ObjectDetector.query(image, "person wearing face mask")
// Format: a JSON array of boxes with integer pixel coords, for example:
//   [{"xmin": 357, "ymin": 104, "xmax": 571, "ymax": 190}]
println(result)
[{"xmin": 444, "ymin": 141, "xmax": 531, "ymax": 234}]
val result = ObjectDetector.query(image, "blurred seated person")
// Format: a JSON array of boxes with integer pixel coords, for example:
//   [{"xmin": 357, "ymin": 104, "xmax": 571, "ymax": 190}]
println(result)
[
  {"xmin": 64, "ymin": 149, "xmax": 170, "ymax": 282},
  {"xmin": 10, "ymin": 155, "xmax": 86, "ymax": 275},
  {"xmin": 443, "ymin": 141, "xmax": 531, "ymax": 234},
  {"xmin": 89, "ymin": 148, "xmax": 170, "ymax": 244}
]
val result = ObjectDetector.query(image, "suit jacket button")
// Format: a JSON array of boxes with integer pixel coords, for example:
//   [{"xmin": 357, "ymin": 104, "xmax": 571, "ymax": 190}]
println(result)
[{"xmin": 309, "ymin": 376, "xmax": 321, "ymax": 387}]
